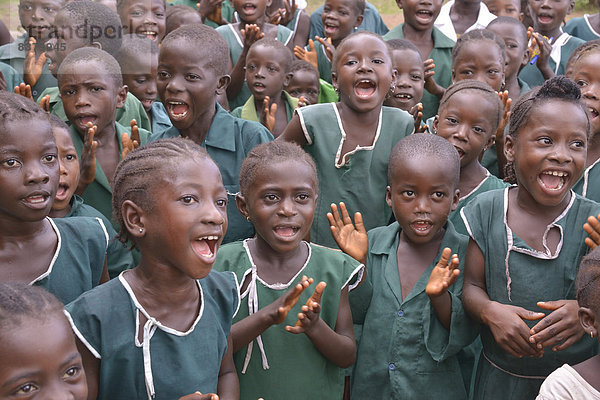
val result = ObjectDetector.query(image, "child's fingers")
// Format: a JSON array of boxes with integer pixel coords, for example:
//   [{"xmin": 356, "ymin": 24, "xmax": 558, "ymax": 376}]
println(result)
[
  {"xmin": 585, "ymin": 237, "xmax": 598, "ymax": 250},
  {"xmin": 329, "ymin": 203, "xmax": 343, "ymax": 226},
  {"xmin": 437, "ymin": 247, "xmax": 452, "ymax": 268},
  {"xmin": 338, "ymin": 202, "xmax": 352, "ymax": 224},
  {"xmin": 308, "ymin": 38, "xmax": 316, "ymax": 52},
  {"xmin": 310, "ymin": 281, "xmax": 326, "ymax": 304},
  {"xmin": 40, "ymin": 94, "xmax": 50, "ymax": 112},
  {"xmin": 354, "ymin": 211, "xmax": 366, "ymax": 233}
]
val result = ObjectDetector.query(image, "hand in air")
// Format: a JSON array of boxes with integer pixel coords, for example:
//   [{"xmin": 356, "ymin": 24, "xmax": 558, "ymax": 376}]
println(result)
[
  {"xmin": 315, "ymin": 36, "xmax": 335, "ymax": 61},
  {"xmin": 529, "ymin": 300, "xmax": 585, "ymax": 352},
  {"xmin": 241, "ymin": 24, "xmax": 264, "ymax": 50},
  {"xmin": 121, "ymin": 119, "xmax": 141, "ymax": 160},
  {"xmin": 425, "ymin": 247, "xmax": 460, "ymax": 297},
  {"xmin": 23, "ymin": 37, "xmax": 47, "ymax": 87},
  {"xmin": 327, "ymin": 202, "xmax": 367, "ymax": 264},
  {"xmin": 78, "ymin": 123, "xmax": 98, "ymax": 187},
  {"xmin": 495, "ymin": 90, "xmax": 511, "ymax": 141},
  {"xmin": 178, "ymin": 392, "xmax": 219, "ymax": 400},
  {"xmin": 14, "ymin": 82, "xmax": 33, "ymax": 102},
  {"xmin": 269, "ymin": 275, "xmax": 313, "ymax": 324},
  {"xmin": 584, "ymin": 214, "xmax": 600, "ymax": 249},
  {"xmin": 197, "ymin": 0, "xmax": 226, "ymax": 25},
  {"xmin": 39, "ymin": 94, "xmax": 51, "ymax": 112},
  {"xmin": 262, "ymin": 96, "xmax": 277, "ymax": 133},
  {"xmin": 294, "ymin": 39, "xmax": 318, "ymax": 69},
  {"xmin": 483, "ymin": 301, "xmax": 545, "ymax": 358},
  {"xmin": 269, "ymin": 0, "xmax": 297, "ymax": 26},
  {"xmin": 409, "ymin": 103, "xmax": 428, "ymax": 134},
  {"xmin": 286, "ymin": 281, "xmax": 327, "ymax": 334}
]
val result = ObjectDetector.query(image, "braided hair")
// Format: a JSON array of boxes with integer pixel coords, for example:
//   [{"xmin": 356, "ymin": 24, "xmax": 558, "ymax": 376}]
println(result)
[
  {"xmin": 566, "ymin": 39, "xmax": 600, "ymax": 77},
  {"xmin": 451, "ymin": 29, "xmax": 506, "ymax": 70},
  {"xmin": 577, "ymin": 246, "xmax": 600, "ymax": 310}
]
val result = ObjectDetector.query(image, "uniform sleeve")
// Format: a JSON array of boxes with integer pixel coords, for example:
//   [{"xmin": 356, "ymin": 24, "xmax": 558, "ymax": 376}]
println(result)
[
  {"xmin": 295, "ymin": 106, "xmax": 315, "ymax": 145},
  {"xmin": 460, "ymin": 192, "xmax": 494, "ymax": 254},
  {"xmin": 239, "ymin": 120, "xmax": 274, "ymax": 154},
  {"xmin": 64, "ymin": 295, "xmax": 103, "ymax": 359},
  {"xmin": 231, "ymin": 106, "xmax": 242, "ymax": 118},
  {"xmin": 105, "ymin": 225, "xmax": 134, "ymax": 279}
]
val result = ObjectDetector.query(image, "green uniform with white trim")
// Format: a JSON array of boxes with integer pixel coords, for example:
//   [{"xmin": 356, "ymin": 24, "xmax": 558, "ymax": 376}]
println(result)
[
  {"xmin": 231, "ymin": 91, "xmax": 298, "ymax": 123},
  {"xmin": 564, "ymin": 15, "xmax": 600, "ymax": 42},
  {"xmin": 573, "ymin": 158, "xmax": 600, "ymax": 203}
]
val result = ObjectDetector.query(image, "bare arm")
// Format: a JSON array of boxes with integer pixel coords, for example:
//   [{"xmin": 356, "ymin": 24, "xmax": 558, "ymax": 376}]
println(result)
[
  {"xmin": 226, "ymin": 24, "xmax": 263, "ymax": 101},
  {"xmin": 75, "ymin": 337, "xmax": 99, "ymax": 400},
  {"xmin": 217, "ymin": 334, "xmax": 240, "ymax": 400},
  {"xmin": 276, "ymin": 113, "xmax": 309, "ymax": 146},
  {"xmin": 292, "ymin": 11, "xmax": 310, "ymax": 48}
]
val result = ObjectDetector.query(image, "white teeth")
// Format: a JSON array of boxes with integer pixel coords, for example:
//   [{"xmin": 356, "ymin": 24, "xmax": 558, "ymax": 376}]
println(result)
[
  {"xmin": 26, "ymin": 196, "xmax": 45, "ymax": 204},
  {"xmin": 543, "ymin": 171, "xmax": 567, "ymax": 177},
  {"xmin": 198, "ymin": 236, "xmax": 219, "ymax": 241},
  {"xmin": 168, "ymin": 101, "xmax": 185, "ymax": 105}
]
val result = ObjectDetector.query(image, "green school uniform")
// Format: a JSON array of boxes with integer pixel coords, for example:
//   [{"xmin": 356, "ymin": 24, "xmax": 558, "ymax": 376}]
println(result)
[
  {"xmin": 65, "ymin": 195, "xmax": 134, "ymax": 279},
  {"xmin": 383, "ymin": 24, "xmax": 455, "ymax": 120},
  {"xmin": 461, "ymin": 188, "xmax": 600, "ymax": 399},
  {"xmin": 39, "ymin": 87, "xmax": 152, "ymax": 132},
  {"xmin": 349, "ymin": 221, "xmax": 476, "ymax": 399},
  {"xmin": 231, "ymin": 91, "xmax": 298, "ymax": 122},
  {"xmin": 216, "ymin": 24, "xmax": 293, "ymax": 110},
  {"xmin": 297, "ymin": 103, "xmax": 413, "ymax": 249},
  {"xmin": 34, "ymin": 217, "xmax": 108, "ymax": 304},
  {"xmin": 573, "ymin": 158, "xmax": 600, "ymax": 203},
  {"xmin": 168, "ymin": 0, "xmax": 234, "ymax": 28},
  {"xmin": 214, "ymin": 240, "xmax": 363, "ymax": 400},
  {"xmin": 0, "ymin": 62, "xmax": 21, "ymax": 92},
  {"xmin": 518, "ymin": 32, "xmax": 585, "ymax": 89},
  {"xmin": 150, "ymin": 103, "xmax": 273, "ymax": 243},
  {"xmin": 318, "ymin": 78, "xmax": 338, "ymax": 103},
  {"xmin": 70, "ymin": 122, "xmax": 150, "ymax": 230},
  {"xmin": 313, "ymin": 39, "xmax": 333, "ymax": 84},
  {"xmin": 0, "ymin": 33, "xmax": 55, "ymax": 100},
  {"xmin": 564, "ymin": 15, "xmax": 600, "ymax": 42},
  {"xmin": 65, "ymin": 271, "xmax": 240, "ymax": 400},
  {"xmin": 309, "ymin": 2, "xmax": 388, "ymax": 39},
  {"xmin": 150, "ymin": 101, "xmax": 172, "ymax": 134}
]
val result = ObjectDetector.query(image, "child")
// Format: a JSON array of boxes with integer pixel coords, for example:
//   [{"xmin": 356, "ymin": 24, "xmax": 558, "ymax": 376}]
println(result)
[
  {"xmin": 65, "ymin": 138, "xmax": 240, "ymax": 400},
  {"xmin": 434, "ymin": 0, "xmax": 496, "ymax": 41},
  {"xmin": 285, "ymin": 60, "xmax": 322, "ymax": 105},
  {"xmin": 214, "ymin": 140, "xmax": 362, "ymax": 399},
  {"xmin": 308, "ymin": 0, "xmax": 388, "ymax": 39},
  {"xmin": 566, "ymin": 40, "xmax": 600, "ymax": 204},
  {"xmin": 216, "ymin": 0, "xmax": 293, "ymax": 110},
  {"xmin": 47, "ymin": 114, "xmax": 134, "ymax": 279},
  {"xmin": 518, "ymin": 0, "xmax": 584, "ymax": 88},
  {"xmin": 485, "ymin": 0, "xmax": 522, "ymax": 20},
  {"xmin": 0, "ymin": 0, "xmax": 63, "ymax": 100},
  {"xmin": 165, "ymin": 4, "xmax": 204, "ymax": 34},
  {"xmin": 383, "ymin": 0, "xmax": 455, "ymax": 119},
  {"xmin": 58, "ymin": 47, "xmax": 150, "ymax": 228},
  {"xmin": 461, "ymin": 76, "xmax": 600, "ymax": 399},
  {"xmin": 267, "ymin": 0, "xmax": 311, "ymax": 48},
  {"xmin": 232, "ymin": 38, "xmax": 298, "ymax": 137},
  {"xmin": 115, "ymin": 34, "xmax": 171, "ymax": 134},
  {"xmin": 151, "ymin": 24, "xmax": 273, "ymax": 244},
  {"xmin": 383, "ymin": 39, "xmax": 424, "ymax": 114},
  {"xmin": 536, "ymin": 247, "xmax": 600, "ymax": 399},
  {"xmin": 332, "ymin": 133, "xmax": 476, "ymax": 398},
  {"xmin": 0, "ymin": 91, "xmax": 109, "ymax": 304},
  {"xmin": 0, "ymin": 282, "xmax": 87, "ymax": 399},
  {"xmin": 40, "ymin": 0, "xmax": 152, "ymax": 132},
  {"xmin": 169, "ymin": 0, "xmax": 234, "ymax": 29},
  {"xmin": 279, "ymin": 31, "xmax": 415, "ymax": 249},
  {"xmin": 116, "ymin": 0, "xmax": 166, "ymax": 43},
  {"xmin": 564, "ymin": 6, "xmax": 600, "ymax": 42}
]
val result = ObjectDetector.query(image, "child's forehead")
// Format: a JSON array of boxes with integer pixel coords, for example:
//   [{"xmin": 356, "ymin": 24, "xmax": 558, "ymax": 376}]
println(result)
[
  {"xmin": 488, "ymin": 23, "xmax": 526, "ymax": 44},
  {"xmin": 248, "ymin": 44, "xmax": 287, "ymax": 63},
  {"xmin": 52, "ymin": 126, "xmax": 75, "ymax": 147},
  {"xmin": 19, "ymin": 0, "xmax": 63, "ymax": 7},
  {"xmin": 290, "ymin": 69, "xmax": 319, "ymax": 85},
  {"xmin": 340, "ymin": 35, "xmax": 389, "ymax": 56},
  {"xmin": 325, "ymin": 0, "xmax": 358, "ymax": 10},
  {"xmin": 391, "ymin": 49, "xmax": 424, "ymax": 70},
  {"xmin": 391, "ymin": 154, "xmax": 457, "ymax": 185},
  {"xmin": 121, "ymin": 0, "xmax": 165, "ymax": 10}
]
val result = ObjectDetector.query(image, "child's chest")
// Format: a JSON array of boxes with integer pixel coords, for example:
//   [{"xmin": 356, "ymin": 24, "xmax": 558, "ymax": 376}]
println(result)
[
  {"xmin": 0, "ymin": 231, "xmax": 56, "ymax": 283},
  {"xmin": 507, "ymin": 205, "xmax": 561, "ymax": 254},
  {"xmin": 95, "ymin": 140, "xmax": 120, "ymax": 185}
]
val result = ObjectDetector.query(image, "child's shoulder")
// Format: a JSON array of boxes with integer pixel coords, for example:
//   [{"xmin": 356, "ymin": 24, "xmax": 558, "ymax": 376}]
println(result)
[
  {"xmin": 52, "ymin": 215, "xmax": 109, "ymax": 245},
  {"xmin": 200, "ymin": 270, "xmax": 241, "ymax": 318},
  {"xmin": 367, "ymin": 222, "xmax": 402, "ymax": 254}
]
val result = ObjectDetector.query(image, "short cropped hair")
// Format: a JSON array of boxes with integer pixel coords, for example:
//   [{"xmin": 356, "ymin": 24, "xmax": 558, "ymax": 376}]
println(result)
[
  {"xmin": 0, "ymin": 91, "xmax": 49, "ymax": 132},
  {"xmin": 115, "ymin": 34, "xmax": 158, "ymax": 74},
  {"xmin": 249, "ymin": 37, "xmax": 294, "ymax": 72},
  {"xmin": 58, "ymin": 47, "xmax": 123, "ymax": 87}
]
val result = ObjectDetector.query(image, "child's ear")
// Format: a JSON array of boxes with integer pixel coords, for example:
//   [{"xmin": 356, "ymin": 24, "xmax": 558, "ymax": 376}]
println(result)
[
  {"xmin": 216, "ymin": 75, "xmax": 231, "ymax": 95},
  {"xmin": 117, "ymin": 85, "xmax": 128, "ymax": 109},
  {"xmin": 504, "ymin": 134, "xmax": 515, "ymax": 162},
  {"xmin": 579, "ymin": 307, "xmax": 598, "ymax": 338},
  {"xmin": 331, "ymin": 72, "xmax": 338, "ymax": 93},
  {"xmin": 354, "ymin": 14, "xmax": 364, "ymax": 28},
  {"xmin": 385, "ymin": 185, "xmax": 392, "ymax": 208},
  {"xmin": 432, "ymin": 115, "xmax": 440, "ymax": 134},
  {"xmin": 121, "ymin": 199, "xmax": 146, "ymax": 239},
  {"xmin": 236, "ymin": 193, "xmax": 250, "ymax": 221},
  {"xmin": 567, "ymin": 0, "xmax": 574, "ymax": 14},
  {"xmin": 395, "ymin": 0, "xmax": 403, "ymax": 9},
  {"xmin": 518, "ymin": 11, "xmax": 524, "ymax": 22},
  {"xmin": 520, "ymin": 47, "xmax": 531, "ymax": 70},
  {"xmin": 450, "ymin": 188, "xmax": 460, "ymax": 212},
  {"xmin": 284, "ymin": 72, "xmax": 293, "ymax": 88}
]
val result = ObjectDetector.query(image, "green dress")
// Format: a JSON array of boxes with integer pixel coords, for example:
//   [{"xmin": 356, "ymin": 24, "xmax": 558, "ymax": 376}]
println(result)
[
  {"xmin": 168, "ymin": 0, "xmax": 234, "ymax": 29},
  {"xmin": 65, "ymin": 195, "xmax": 134, "ymax": 279},
  {"xmin": 34, "ymin": 217, "xmax": 108, "ymax": 304},
  {"xmin": 216, "ymin": 24, "xmax": 293, "ymax": 110},
  {"xmin": 213, "ymin": 240, "xmax": 364, "ymax": 400},
  {"xmin": 150, "ymin": 103, "xmax": 273, "ymax": 243},
  {"xmin": 518, "ymin": 32, "xmax": 585, "ymax": 89},
  {"xmin": 383, "ymin": 24, "xmax": 456, "ymax": 120},
  {"xmin": 296, "ymin": 103, "xmax": 414, "ymax": 248},
  {"xmin": 350, "ymin": 221, "xmax": 476, "ymax": 399},
  {"xmin": 70, "ymin": 122, "xmax": 150, "ymax": 230},
  {"xmin": 318, "ymin": 79, "xmax": 338, "ymax": 103},
  {"xmin": 573, "ymin": 158, "xmax": 600, "ymax": 203},
  {"xmin": 231, "ymin": 91, "xmax": 299, "ymax": 122},
  {"xmin": 564, "ymin": 15, "xmax": 600, "ymax": 42},
  {"xmin": 39, "ymin": 87, "xmax": 152, "ymax": 132},
  {"xmin": 461, "ymin": 188, "xmax": 600, "ymax": 399},
  {"xmin": 313, "ymin": 39, "xmax": 332, "ymax": 84},
  {"xmin": 65, "ymin": 271, "xmax": 240, "ymax": 400}
]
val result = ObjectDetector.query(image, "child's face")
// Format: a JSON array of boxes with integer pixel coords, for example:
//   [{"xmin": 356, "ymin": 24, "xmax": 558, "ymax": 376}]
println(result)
[
  {"xmin": 434, "ymin": 90, "xmax": 496, "ymax": 169},
  {"xmin": 505, "ymin": 99, "xmax": 587, "ymax": 206},
  {"xmin": 0, "ymin": 120, "xmax": 59, "ymax": 222},
  {"xmin": 570, "ymin": 52, "xmax": 600, "ymax": 137},
  {"xmin": 384, "ymin": 48, "xmax": 424, "ymax": 112},
  {"xmin": 245, "ymin": 45, "xmax": 290, "ymax": 101},
  {"xmin": 487, "ymin": 0, "xmax": 521, "ymax": 19},
  {"xmin": 333, "ymin": 34, "xmax": 395, "ymax": 113},
  {"xmin": 397, "ymin": 0, "xmax": 442, "ymax": 31},
  {"xmin": 528, "ymin": 0, "xmax": 573, "ymax": 33},
  {"xmin": 452, "ymin": 40, "xmax": 505, "ymax": 91},
  {"xmin": 286, "ymin": 70, "xmax": 320, "ymax": 105},
  {"xmin": 120, "ymin": 0, "xmax": 166, "ymax": 43},
  {"xmin": 0, "ymin": 315, "xmax": 87, "ymax": 400},
  {"xmin": 487, "ymin": 24, "xmax": 528, "ymax": 81},
  {"xmin": 59, "ymin": 60, "xmax": 127, "ymax": 136},
  {"xmin": 142, "ymin": 157, "xmax": 227, "ymax": 279},
  {"xmin": 19, "ymin": 0, "xmax": 63, "ymax": 41},
  {"xmin": 233, "ymin": 0, "xmax": 269, "ymax": 23},
  {"xmin": 238, "ymin": 160, "xmax": 317, "ymax": 253},
  {"xmin": 46, "ymin": 12, "xmax": 91, "ymax": 76},
  {"xmin": 322, "ymin": 0, "xmax": 363, "ymax": 43},
  {"xmin": 123, "ymin": 55, "xmax": 158, "ymax": 112},
  {"xmin": 51, "ymin": 126, "xmax": 80, "ymax": 213},
  {"xmin": 157, "ymin": 40, "xmax": 227, "ymax": 130},
  {"xmin": 386, "ymin": 156, "xmax": 459, "ymax": 245}
]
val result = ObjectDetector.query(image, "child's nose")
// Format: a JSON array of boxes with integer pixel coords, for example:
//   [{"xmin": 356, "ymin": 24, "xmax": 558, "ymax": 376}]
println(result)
[
  {"xmin": 202, "ymin": 202, "xmax": 226, "ymax": 226},
  {"xmin": 453, "ymin": 124, "xmax": 469, "ymax": 140},
  {"xmin": 278, "ymin": 197, "xmax": 297, "ymax": 216},
  {"xmin": 166, "ymin": 75, "xmax": 184, "ymax": 93},
  {"xmin": 358, "ymin": 59, "xmax": 373, "ymax": 72},
  {"xmin": 549, "ymin": 142, "xmax": 574, "ymax": 163},
  {"xmin": 32, "ymin": 5, "xmax": 44, "ymax": 21},
  {"xmin": 24, "ymin": 162, "xmax": 51, "ymax": 185}
]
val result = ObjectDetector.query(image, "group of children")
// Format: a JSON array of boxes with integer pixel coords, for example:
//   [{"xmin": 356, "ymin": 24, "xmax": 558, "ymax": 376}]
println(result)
[{"xmin": 2, "ymin": 0, "xmax": 600, "ymax": 398}]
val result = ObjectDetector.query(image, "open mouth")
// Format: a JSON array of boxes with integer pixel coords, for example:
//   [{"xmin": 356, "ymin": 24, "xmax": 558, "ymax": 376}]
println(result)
[
  {"xmin": 538, "ymin": 14, "xmax": 553, "ymax": 23},
  {"xmin": 394, "ymin": 92, "xmax": 413, "ymax": 101},
  {"xmin": 141, "ymin": 30, "xmax": 158, "ymax": 41},
  {"xmin": 453, "ymin": 146, "xmax": 465, "ymax": 159},
  {"xmin": 324, "ymin": 22, "xmax": 338, "ymax": 34},
  {"xmin": 192, "ymin": 235, "xmax": 220, "ymax": 260},
  {"xmin": 77, "ymin": 116, "xmax": 97, "ymax": 129},
  {"xmin": 23, "ymin": 193, "xmax": 50, "ymax": 209},
  {"xmin": 167, "ymin": 101, "xmax": 189, "ymax": 120},
  {"xmin": 252, "ymin": 82, "xmax": 265, "ymax": 89},
  {"xmin": 274, "ymin": 225, "xmax": 300, "ymax": 238},
  {"xmin": 141, "ymin": 99, "xmax": 154, "ymax": 110},
  {"xmin": 538, "ymin": 170, "xmax": 568, "ymax": 191},
  {"xmin": 355, "ymin": 80, "xmax": 376, "ymax": 98},
  {"xmin": 242, "ymin": 3, "xmax": 256, "ymax": 13},
  {"xmin": 589, "ymin": 106, "xmax": 599, "ymax": 120},
  {"xmin": 415, "ymin": 9, "xmax": 433, "ymax": 22},
  {"xmin": 410, "ymin": 220, "xmax": 433, "ymax": 234},
  {"xmin": 55, "ymin": 183, "xmax": 70, "ymax": 202}
]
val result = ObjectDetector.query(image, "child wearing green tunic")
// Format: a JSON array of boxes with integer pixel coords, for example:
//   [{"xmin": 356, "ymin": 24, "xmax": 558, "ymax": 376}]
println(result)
[
  {"xmin": 66, "ymin": 138, "xmax": 240, "ymax": 400},
  {"xmin": 279, "ymin": 31, "xmax": 415, "ymax": 249},
  {"xmin": 116, "ymin": 0, "xmax": 166, "ymax": 44},
  {"xmin": 329, "ymin": 133, "xmax": 477, "ymax": 399},
  {"xmin": 462, "ymin": 77, "xmax": 600, "ymax": 400},
  {"xmin": 564, "ymin": 13, "xmax": 600, "ymax": 42}
]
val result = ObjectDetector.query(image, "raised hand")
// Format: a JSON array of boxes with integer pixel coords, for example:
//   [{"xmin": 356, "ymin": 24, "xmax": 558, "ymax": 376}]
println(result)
[
  {"xmin": 529, "ymin": 300, "xmax": 585, "ymax": 352},
  {"xmin": 423, "ymin": 59, "xmax": 444, "ymax": 98},
  {"xmin": 425, "ymin": 247, "xmax": 460, "ymax": 297},
  {"xmin": 197, "ymin": 0, "xmax": 225, "ymax": 25},
  {"xmin": 584, "ymin": 214, "xmax": 600, "ymax": 249},
  {"xmin": 270, "ymin": 0, "xmax": 297, "ymax": 26},
  {"xmin": 286, "ymin": 281, "xmax": 327, "ymax": 334},
  {"xmin": 121, "ymin": 119, "xmax": 141, "ymax": 160},
  {"xmin": 262, "ymin": 96, "xmax": 277, "ymax": 132},
  {"xmin": 23, "ymin": 37, "xmax": 47, "ymax": 88},
  {"xmin": 294, "ymin": 38, "xmax": 318, "ymax": 69},
  {"xmin": 315, "ymin": 36, "xmax": 335, "ymax": 61},
  {"xmin": 409, "ymin": 103, "xmax": 428, "ymax": 133},
  {"xmin": 241, "ymin": 24, "xmax": 264, "ymax": 50},
  {"xmin": 178, "ymin": 392, "xmax": 219, "ymax": 400},
  {"xmin": 296, "ymin": 95, "xmax": 308, "ymax": 108},
  {"xmin": 327, "ymin": 202, "xmax": 367, "ymax": 264},
  {"xmin": 532, "ymin": 32, "xmax": 554, "ymax": 80},
  {"xmin": 271, "ymin": 275, "xmax": 313, "ymax": 324},
  {"xmin": 76, "ymin": 123, "xmax": 98, "ymax": 195},
  {"xmin": 39, "ymin": 94, "xmax": 51, "ymax": 112},
  {"xmin": 14, "ymin": 82, "xmax": 34, "ymax": 102}
]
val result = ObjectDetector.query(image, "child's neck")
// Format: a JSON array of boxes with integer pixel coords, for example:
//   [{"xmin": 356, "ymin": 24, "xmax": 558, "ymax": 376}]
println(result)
[
  {"xmin": 587, "ymin": 133, "xmax": 600, "ymax": 168},
  {"xmin": 402, "ymin": 23, "xmax": 434, "ymax": 59},
  {"xmin": 336, "ymin": 101, "xmax": 382, "ymax": 149},
  {"xmin": 238, "ymin": 17, "xmax": 267, "ymax": 31},
  {"xmin": 0, "ymin": 216, "xmax": 49, "ymax": 242},
  {"xmin": 48, "ymin": 204, "xmax": 72, "ymax": 218},
  {"xmin": 450, "ymin": 0, "xmax": 480, "ymax": 35},
  {"xmin": 248, "ymin": 236, "xmax": 309, "ymax": 285},
  {"xmin": 504, "ymin": 73, "xmax": 521, "ymax": 103},
  {"xmin": 458, "ymin": 160, "xmax": 488, "ymax": 200},
  {"xmin": 573, "ymin": 354, "xmax": 600, "ymax": 393},
  {"xmin": 180, "ymin": 105, "xmax": 217, "ymax": 145},
  {"xmin": 534, "ymin": 23, "xmax": 562, "ymax": 41}
]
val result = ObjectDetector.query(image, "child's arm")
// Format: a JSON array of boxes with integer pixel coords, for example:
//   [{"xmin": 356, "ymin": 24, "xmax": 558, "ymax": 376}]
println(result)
[
  {"xmin": 276, "ymin": 113, "xmax": 309, "ymax": 145},
  {"xmin": 216, "ymin": 334, "xmax": 240, "ymax": 400},
  {"xmin": 494, "ymin": 91, "xmax": 511, "ymax": 178},
  {"xmin": 75, "ymin": 337, "xmax": 100, "ymax": 400},
  {"xmin": 423, "ymin": 59, "xmax": 445, "ymax": 99},
  {"xmin": 327, "ymin": 202, "xmax": 368, "ymax": 265},
  {"xmin": 226, "ymin": 24, "xmax": 264, "ymax": 101},
  {"xmin": 425, "ymin": 248, "xmax": 460, "ymax": 330},
  {"xmin": 75, "ymin": 123, "xmax": 98, "ymax": 196},
  {"xmin": 231, "ymin": 276, "xmax": 312, "ymax": 352},
  {"xmin": 286, "ymin": 283, "xmax": 357, "ymax": 368},
  {"xmin": 462, "ymin": 238, "xmax": 545, "ymax": 358}
]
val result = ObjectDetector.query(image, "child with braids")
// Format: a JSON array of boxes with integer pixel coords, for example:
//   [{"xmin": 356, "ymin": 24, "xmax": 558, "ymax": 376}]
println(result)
[
  {"xmin": 65, "ymin": 138, "xmax": 240, "ymax": 400},
  {"xmin": 566, "ymin": 40, "xmax": 600, "ymax": 204},
  {"xmin": 537, "ymin": 247, "xmax": 600, "ymax": 399},
  {"xmin": 462, "ymin": 77, "xmax": 600, "ymax": 399},
  {"xmin": 279, "ymin": 31, "xmax": 414, "ymax": 249},
  {"xmin": 0, "ymin": 282, "xmax": 87, "ymax": 399}
]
